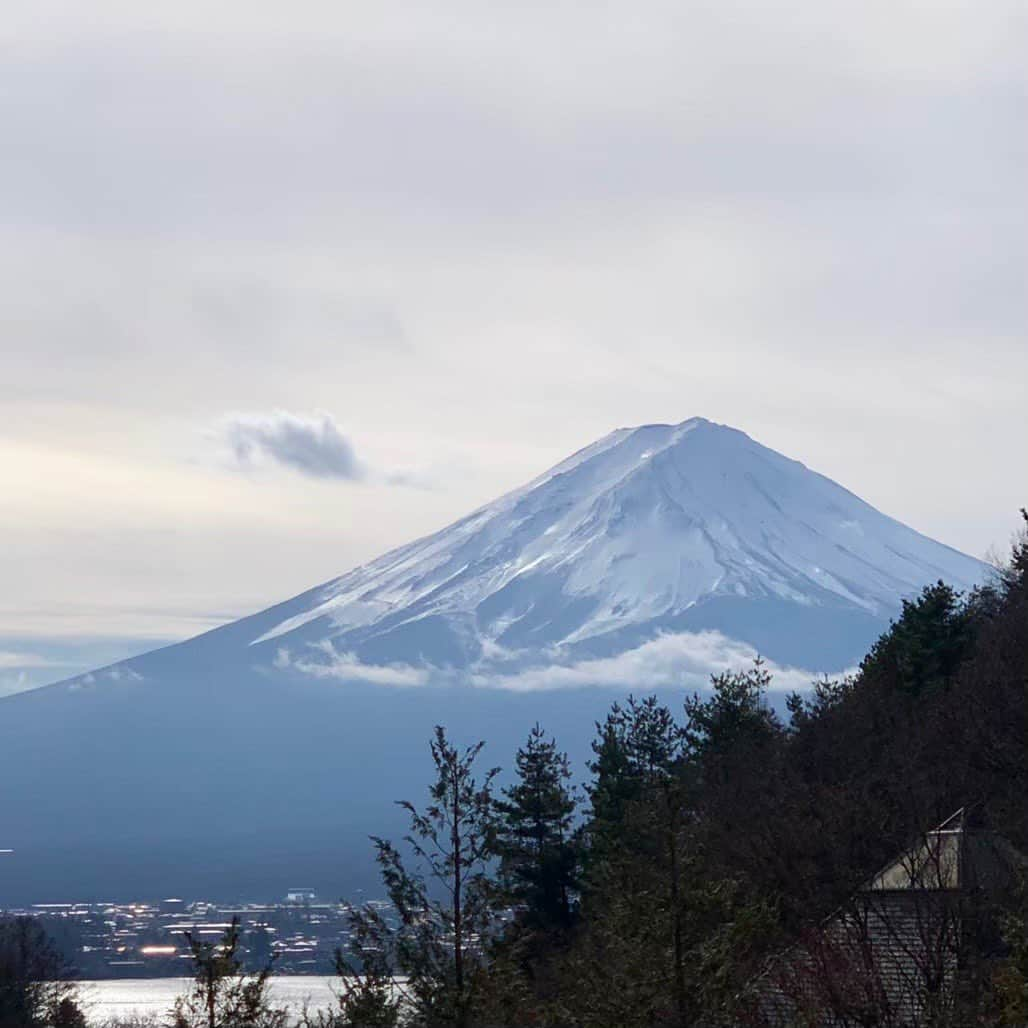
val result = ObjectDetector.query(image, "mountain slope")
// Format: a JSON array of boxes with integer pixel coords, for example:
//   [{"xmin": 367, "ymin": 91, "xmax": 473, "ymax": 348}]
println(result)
[{"xmin": 0, "ymin": 419, "xmax": 988, "ymax": 903}]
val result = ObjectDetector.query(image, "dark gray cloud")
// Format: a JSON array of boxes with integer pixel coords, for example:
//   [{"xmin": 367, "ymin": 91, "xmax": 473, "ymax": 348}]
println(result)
[{"xmin": 221, "ymin": 410, "xmax": 365, "ymax": 480}]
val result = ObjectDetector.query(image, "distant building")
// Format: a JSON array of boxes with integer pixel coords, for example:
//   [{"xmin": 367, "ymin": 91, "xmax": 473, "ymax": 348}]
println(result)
[{"xmin": 285, "ymin": 888, "xmax": 317, "ymax": 904}]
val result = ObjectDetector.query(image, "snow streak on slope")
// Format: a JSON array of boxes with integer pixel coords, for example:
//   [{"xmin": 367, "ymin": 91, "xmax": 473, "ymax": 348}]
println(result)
[{"xmin": 233, "ymin": 418, "xmax": 986, "ymax": 685}]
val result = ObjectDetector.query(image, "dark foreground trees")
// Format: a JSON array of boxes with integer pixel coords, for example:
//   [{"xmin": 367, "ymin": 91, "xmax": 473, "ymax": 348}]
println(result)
[
  {"xmin": 0, "ymin": 917, "xmax": 84, "ymax": 1028},
  {"xmin": 493, "ymin": 724, "xmax": 578, "ymax": 934},
  {"xmin": 171, "ymin": 917, "xmax": 287, "ymax": 1028},
  {"xmin": 344, "ymin": 727, "xmax": 503, "ymax": 1028},
  {"xmin": 547, "ymin": 681, "xmax": 779, "ymax": 1028}
]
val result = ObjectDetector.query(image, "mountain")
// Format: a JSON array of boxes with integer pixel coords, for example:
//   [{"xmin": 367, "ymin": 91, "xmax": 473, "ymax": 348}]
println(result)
[
  {"xmin": 106, "ymin": 416, "xmax": 983, "ymax": 684},
  {"xmin": 0, "ymin": 419, "xmax": 987, "ymax": 904}
]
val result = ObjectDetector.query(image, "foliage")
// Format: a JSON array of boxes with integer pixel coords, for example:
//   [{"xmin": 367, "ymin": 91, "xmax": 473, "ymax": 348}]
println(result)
[
  {"xmin": 345, "ymin": 726, "xmax": 502, "ymax": 1028},
  {"xmin": 319, "ymin": 908, "xmax": 401, "ymax": 1028},
  {"xmin": 858, "ymin": 581, "xmax": 981, "ymax": 698},
  {"xmin": 493, "ymin": 724, "xmax": 579, "ymax": 933},
  {"xmin": 171, "ymin": 917, "xmax": 287, "ymax": 1028},
  {"xmin": 0, "ymin": 916, "xmax": 84, "ymax": 1028}
]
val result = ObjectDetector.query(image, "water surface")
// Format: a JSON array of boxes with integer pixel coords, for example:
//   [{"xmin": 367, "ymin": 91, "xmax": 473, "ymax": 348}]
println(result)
[{"xmin": 78, "ymin": 976, "xmax": 338, "ymax": 1022}]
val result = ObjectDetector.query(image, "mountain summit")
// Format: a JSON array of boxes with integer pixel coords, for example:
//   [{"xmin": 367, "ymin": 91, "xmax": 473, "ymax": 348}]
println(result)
[{"xmin": 0, "ymin": 419, "xmax": 988, "ymax": 902}]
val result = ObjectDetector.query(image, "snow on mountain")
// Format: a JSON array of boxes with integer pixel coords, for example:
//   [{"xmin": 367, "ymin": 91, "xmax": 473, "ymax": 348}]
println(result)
[{"xmin": 105, "ymin": 416, "xmax": 987, "ymax": 691}]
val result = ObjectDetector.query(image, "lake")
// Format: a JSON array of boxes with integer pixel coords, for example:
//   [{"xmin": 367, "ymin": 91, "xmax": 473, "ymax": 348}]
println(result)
[{"xmin": 77, "ymin": 976, "xmax": 339, "ymax": 1023}]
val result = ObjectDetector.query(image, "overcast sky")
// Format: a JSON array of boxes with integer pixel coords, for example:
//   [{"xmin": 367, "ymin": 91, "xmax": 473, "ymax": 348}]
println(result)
[{"xmin": 2, "ymin": 0, "xmax": 1026, "ymax": 691}]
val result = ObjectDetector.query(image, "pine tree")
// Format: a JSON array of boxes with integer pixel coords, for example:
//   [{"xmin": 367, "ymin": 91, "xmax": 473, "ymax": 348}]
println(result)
[
  {"xmin": 347, "ymin": 726, "xmax": 501, "ymax": 1028},
  {"xmin": 171, "ymin": 917, "xmax": 286, "ymax": 1028},
  {"xmin": 0, "ymin": 916, "xmax": 85, "ymax": 1028},
  {"xmin": 494, "ymin": 724, "xmax": 579, "ymax": 932},
  {"xmin": 857, "ymin": 582, "xmax": 978, "ymax": 698},
  {"xmin": 328, "ymin": 925, "xmax": 400, "ymax": 1028},
  {"xmin": 580, "ymin": 696, "xmax": 701, "ymax": 1027},
  {"xmin": 683, "ymin": 657, "xmax": 781, "ymax": 763},
  {"xmin": 586, "ymin": 695, "xmax": 686, "ymax": 857}
]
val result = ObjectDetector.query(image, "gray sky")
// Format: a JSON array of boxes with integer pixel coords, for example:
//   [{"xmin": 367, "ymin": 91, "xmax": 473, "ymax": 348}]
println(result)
[{"xmin": 2, "ymin": 0, "xmax": 1026, "ymax": 691}]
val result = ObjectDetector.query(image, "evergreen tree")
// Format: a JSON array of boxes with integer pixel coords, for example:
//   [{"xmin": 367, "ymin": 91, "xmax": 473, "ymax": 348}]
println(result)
[
  {"xmin": 348, "ymin": 726, "xmax": 501, "ymax": 1028},
  {"xmin": 858, "ymin": 581, "xmax": 978, "ymax": 698},
  {"xmin": 326, "ymin": 924, "xmax": 400, "ymax": 1028},
  {"xmin": 683, "ymin": 657, "xmax": 781, "ymax": 764},
  {"xmin": 585, "ymin": 695, "xmax": 686, "ymax": 859},
  {"xmin": 583, "ymin": 701, "xmax": 637, "ymax": 852},
  {"xmin": 171, "ymin": 917, "xmax": 286, "ymax": 1028},
  {"xmin": 0, "ymin": 917, "xmax": 84, "ymax": 1028},
  {"xmin": 494, "ymin": 724, "xmax": 579, "ymax": 932},
  {"xmin": 580, "ymin": 696, "xmax": 708, "ymax": 1027}
]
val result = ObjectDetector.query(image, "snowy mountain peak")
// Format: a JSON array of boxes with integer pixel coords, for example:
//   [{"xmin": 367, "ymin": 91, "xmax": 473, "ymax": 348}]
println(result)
[{"xmin": 230, "ymin": 418, "xmax": 986, "ymax": 682}]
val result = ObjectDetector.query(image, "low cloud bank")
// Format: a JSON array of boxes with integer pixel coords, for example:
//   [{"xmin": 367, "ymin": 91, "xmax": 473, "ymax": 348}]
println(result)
[
  {"xmin": 0, "ymin": 650, "xmax": 57, "ymax": 670},
  {"xmin": 274, "ymin": 643, "xmax": 430, "ymax": 687},
  {"xmin": 470, "ymin": 630, "xmax": 825, "ymax": 693},
  {"xmin": 276, "ymin": 629, "xmax": 836, "ymax": 694}
]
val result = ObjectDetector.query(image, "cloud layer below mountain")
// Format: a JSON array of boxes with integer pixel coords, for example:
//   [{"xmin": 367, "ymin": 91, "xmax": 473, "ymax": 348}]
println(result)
[{"xmin": 272, "ymin": 629, "xmax": 829, "ymax": 694}]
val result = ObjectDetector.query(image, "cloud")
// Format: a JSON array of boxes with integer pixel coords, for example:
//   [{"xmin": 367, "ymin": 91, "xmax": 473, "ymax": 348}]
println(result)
[
  {"xmin": 274, "ymin": 629, "xmax": 843, "ymax": 694},
  {"xmin": 0, "ymin": 649, "xmax": 86, "ymax": 697},
  {"xmin": 0, "ymin": 671, "xmax": 31, "ymax": 698},
  {"xmin": 469, "ymin": 630, "xmax": 836, "ymax": 694},
  {"xmin": 0, "ymin": 650, "xmax": 60, "ymax": 669},
  {"xmin": 274, "ymin": 644, "xmax": 430, "ymax": 688},
  {"xmin": 105, "ymin": 666, "xmax": 144, "ymax": 683},
  {"xmin": 215, "ymin": 409, "xmax": 433, "ymax": 488},
  {"xmin": 219, "ymin": 410, "xmax": 365, "ymax": 480}
]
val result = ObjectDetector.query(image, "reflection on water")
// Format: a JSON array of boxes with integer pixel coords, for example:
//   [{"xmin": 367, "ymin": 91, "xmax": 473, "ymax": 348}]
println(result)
[{"xmin": 78, "ymin": 976, "xmax": 338, "ymax": 1022}]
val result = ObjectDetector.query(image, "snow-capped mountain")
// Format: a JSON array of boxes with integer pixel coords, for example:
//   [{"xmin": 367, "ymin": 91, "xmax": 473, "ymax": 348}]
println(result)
[
  {"xmin": 0, "ymin": 419, "xmax": 988, "ymax": 903},
  {"xmin": 114, "ymin": 416, "xmax": 983, "ymax": 688}
]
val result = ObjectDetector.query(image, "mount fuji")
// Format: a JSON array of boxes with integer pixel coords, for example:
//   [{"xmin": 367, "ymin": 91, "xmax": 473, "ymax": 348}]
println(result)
[{"xmin": 0, "ymin": 419, "xmax": 987, "ymax": 903}]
